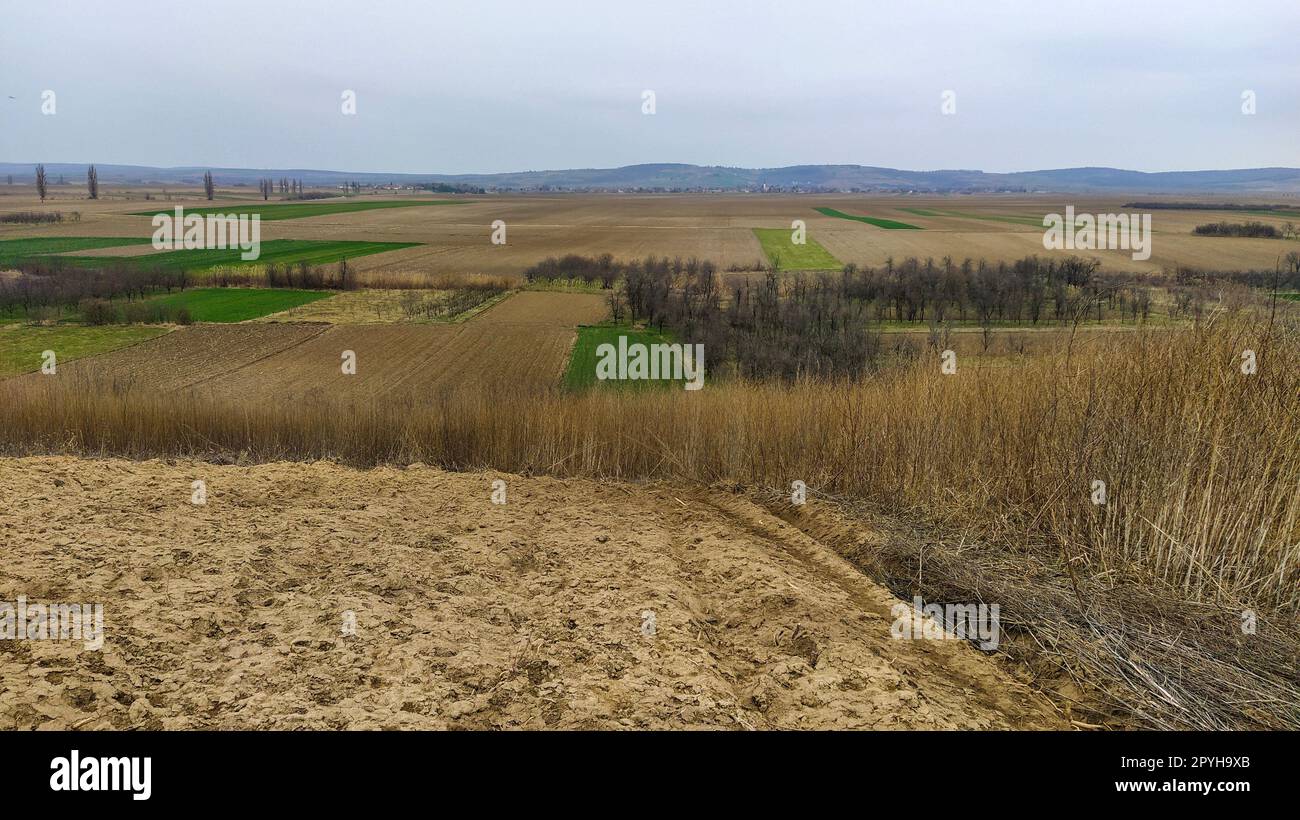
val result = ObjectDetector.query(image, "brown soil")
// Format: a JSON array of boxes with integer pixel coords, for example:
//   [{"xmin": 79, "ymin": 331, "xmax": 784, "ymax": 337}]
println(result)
[
  {"xmin": 0, "ymin": 456, "xmax": 1067, "ymax": 730},
  {"xmin": 38, "ymin": 292, "xmax": 609, "ymax": 400}
]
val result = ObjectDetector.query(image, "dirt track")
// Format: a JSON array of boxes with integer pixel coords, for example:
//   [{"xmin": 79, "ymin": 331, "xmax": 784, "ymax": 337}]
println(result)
[{"xmin": 0, "ymin": 456, "xmax": 1064, "ymax": 729}]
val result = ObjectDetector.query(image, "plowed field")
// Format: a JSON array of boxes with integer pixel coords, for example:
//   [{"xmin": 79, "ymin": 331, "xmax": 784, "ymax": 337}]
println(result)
[{"xmin": 38, "ymin": 292, "xmax": 608, "ymax": 401}]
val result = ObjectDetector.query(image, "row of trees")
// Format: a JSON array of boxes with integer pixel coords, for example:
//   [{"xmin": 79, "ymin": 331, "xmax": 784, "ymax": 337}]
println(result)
[
  {"xmin": 824, "ymin": 255, "xmax": 1111, "ymax": 326},
  {"xmin": 29, "ymin": 165, "xmax": 224, "ymax": 201},
  {"xmin": 80, "ymin": 298, "xmax": 193, "ymax": 326},
  {"xmin": 0, "ymin": 211, "xmax": 79, "ymax": 224},
  {"xmin": 2, "ymin": 255, "xmax": 376, "ymax": 320},
  {"xmin": 31, "ymin": 163, "xmax": 103, "ymax": 200},
  {"xmin": 0, "ymin": 260, "xmax": 189, "ymax": 319},
  {"xmin": 610, "ymin": 256, "xmax": 879, "ymax": 379},
  {"xmin": 1173, "ymin": 253, "xmax": 1300, "ymax": 289},
  {"xmin": 523, "ymin": 253, "xmax": 622, "ymax": 288},
  {"xmin": 539, "ymin": 251, "xmax": 1142, "ymax": 326},
  {"xmin": 1193, "ymin": 221, "xmax": 1292, "ymax": 239},
  {"xmin": 205, "ymin": 260, "xmax": 358, "ymax": 290}
]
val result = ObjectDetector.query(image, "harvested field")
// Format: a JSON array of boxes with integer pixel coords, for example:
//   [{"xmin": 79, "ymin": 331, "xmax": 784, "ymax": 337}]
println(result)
[
  {"xmin": 258, "ymin": 289, "xmax": 453, "ymax": 323},
  {"xmin": 5, "ymin": 193, "xmax": 1296, "ymax": 276},
  {"xmin": 474, "ymin": 290, "xmax": 607, "ymax": 326},
  {"xmin": 127, "ymin": 199, "xmax": 468, "ymax": 221},
  {"xmin": 36, "ymin": 323, "xmax": 328, "ymax": 392},
  {"xmin": 36, "ymin": 292, "xmax": 609, "ymax": 401},
  {"xmin": 0, "ymin": 455, "xmax": 1065, "ymax": 730}
]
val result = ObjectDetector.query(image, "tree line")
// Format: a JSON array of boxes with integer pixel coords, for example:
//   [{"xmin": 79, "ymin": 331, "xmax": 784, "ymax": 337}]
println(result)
[
  {"xmin": 0, "ymin": 258, "xmax": 364, "ymax": 323},
  {"xmin": 526, "ymin": 253, "xmax": 1194, "ymax": 380},
  {"xmin": 1193, "ymin": 221, "xmax": 1293, "ymax": 239}
]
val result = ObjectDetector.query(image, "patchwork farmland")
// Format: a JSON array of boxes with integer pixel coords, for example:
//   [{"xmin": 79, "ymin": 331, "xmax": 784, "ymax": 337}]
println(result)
[
  {"xmin": 1, "ymin": 181, "xmax": 1297, "ymax": 738},
  {"xmin": 7, "ymin": 0, "xmax": 1300, "ymax": 766},
  {"xmin": 7, "ymin": 190, "xmax": 1300, "ymax": 276}
]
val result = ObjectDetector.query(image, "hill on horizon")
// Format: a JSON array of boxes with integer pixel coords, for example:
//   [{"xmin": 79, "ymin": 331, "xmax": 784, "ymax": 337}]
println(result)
[{"xmin": 4, "ymin": 161, "xmax": 1300, "ymax": 195}]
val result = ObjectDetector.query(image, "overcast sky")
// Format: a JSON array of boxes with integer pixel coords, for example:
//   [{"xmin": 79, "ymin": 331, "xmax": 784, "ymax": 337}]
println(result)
[{"xmin": 1, "ymin": 0, "xmax": 1296, "ymax": 174}]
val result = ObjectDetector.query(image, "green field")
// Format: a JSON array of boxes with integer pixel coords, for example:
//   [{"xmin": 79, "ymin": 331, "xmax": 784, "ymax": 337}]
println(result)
[
  {"xmin": 0, "ymin": 324, "xmax": 169, "ymax": 376},
  {"xmin": 815, "ymin": 207, "xmax": 922, "ymax": 230},
  {"xmin": 0, "ymin": 237, "xmax": 154, "ymax": 267},
  {"xmin": 564, "ymin": 323, "xmax": 690, "ymax": 391},
  {"xmin": 141, "ymin": 288, "xmax": 335, "ymax": 322},
  {"xmin": 51, "ymin": 239, "xmax": 420, "ymax": 271},
  {"xmin": 752, "ymin": 228, "xmax": 842, "ymax": 271},
  {"xmin": 128, "ymin": 199, "xmax": 468, "ymax": 221},
  {"xmin": 899, "ymin": 207, "xmax": 1045, "ymax": 227}
]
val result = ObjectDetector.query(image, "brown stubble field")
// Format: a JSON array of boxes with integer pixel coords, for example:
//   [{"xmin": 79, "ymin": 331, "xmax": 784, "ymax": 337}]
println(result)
[
  {"xmin": 33, "ymin": 291, "xmax": 609, "ymax": 403},
  {"xmin": 3, "ymin": 185, "xmax": 1298, "ymax": 275}
]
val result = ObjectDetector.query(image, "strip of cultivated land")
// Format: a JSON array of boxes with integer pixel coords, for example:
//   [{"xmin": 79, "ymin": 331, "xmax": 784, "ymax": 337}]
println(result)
[
  {"xmin": 564, "ymin": 323, "xmax": 683, "ymax": 391},
  {"xmin": 48, "ymin": 239, "xmax": 421, "ymax": 270},
  {"xmin": 33, "ymin": 291, "xmax": 609, "ymax": 401},
  {"xmin": 0, "ymin": 324, "xmax": 170, "ymax": 377},
  {"xmin": 143, "ymin": 288, "xmax": 333, "ymax": 322},
  {"xmin": 0, "ymin": 455, "xmax": 1065, "ymax": 729},
  {"xmin": 752, "ymin": 228, "xmax": 841, "ymax": 270},
  {"xmin": 0, "ymin": 237, "xmax": 154, "ymax": 267},
  {"xmin": 257, "ymin": 289, "xmax": 453, "ymax": 323},
  {"xmin": 814, "ymin": 207, "xmax": 921, "ymax": 229},
  {"xmin": 127, "ymin": 199, "xmax": 469, "ymax": 221}
]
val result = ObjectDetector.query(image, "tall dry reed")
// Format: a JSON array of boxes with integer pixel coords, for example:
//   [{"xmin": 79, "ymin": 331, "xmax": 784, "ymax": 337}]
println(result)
[{"xmin": 2, "ymin": 311, "xmax": 1296, "ymax": 611}]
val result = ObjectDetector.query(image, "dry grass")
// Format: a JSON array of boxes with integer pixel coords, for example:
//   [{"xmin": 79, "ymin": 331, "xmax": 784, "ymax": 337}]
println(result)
[
  {"xmin": 3, "ymin": 308, "xmax": 1296, "ymax": 727},
  {"xmin": 197, "ymin": 265, "xmax": 512, "ymax": 292},
  {"xmin": 3, "ymin": 310, "xmax": 1294, "ymax": 608},
  {"xmin": 256, "ymin": 288, "xmax": 451, "ymax": 323},
  {"xmin": 759, "ymin": 490, "xmax": 1300, "ymax": 730}
]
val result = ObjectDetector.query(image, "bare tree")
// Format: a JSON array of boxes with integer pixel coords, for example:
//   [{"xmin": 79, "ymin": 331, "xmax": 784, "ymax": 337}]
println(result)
[
  {"xmin": 35, "ymin": 165, "xmax": 47, "ymax": 202},
  {"xmin": 86, "ymin": 164, "xmax": 99, "ymax": 200},
  {"xmin": 203, "ymin": 171, "xmax": 214, "ymax": 201}
]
